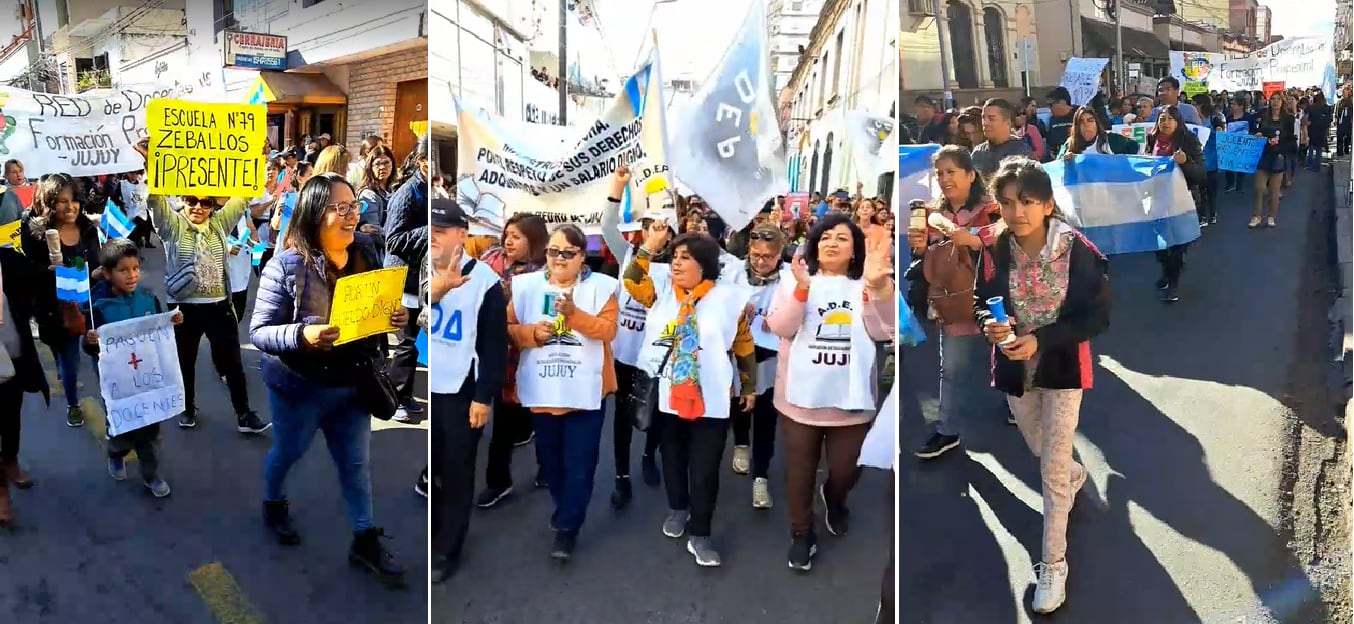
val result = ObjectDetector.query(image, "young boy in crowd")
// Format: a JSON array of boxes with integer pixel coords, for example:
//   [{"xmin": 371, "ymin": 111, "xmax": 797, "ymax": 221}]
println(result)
[{"xmin": 83, "ymin": 238, "xmax": 181, "ymax": 498}]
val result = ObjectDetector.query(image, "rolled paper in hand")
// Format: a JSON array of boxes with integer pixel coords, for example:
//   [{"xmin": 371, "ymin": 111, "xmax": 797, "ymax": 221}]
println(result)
[
  {"xmin": 45, "ymin": 229, "xmax": 61, "ymax": 265},
  {"xmin": 927, "ymin": 212, "xmax": 957, "ymax": 234},
  {"xmin": 986, "ymin": 296, "xmax": 1008, "ymax": 323}
]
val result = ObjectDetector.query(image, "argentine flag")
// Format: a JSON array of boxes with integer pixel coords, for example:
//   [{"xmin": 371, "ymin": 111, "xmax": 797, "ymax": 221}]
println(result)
[
  {"xmin": 899, "ymin": 144, "xmax": 940, "ymax": 204},
  {"xmin": 1045, "ymin": 154, "xmax": 1201, "ymax": 255},
  {"xmin": 55, "ymin": 265, "xmax": 90, "ymax": 303},
  {"xmin": 101, "ymin": 199, "xmax": 135, "ymax": 240}
]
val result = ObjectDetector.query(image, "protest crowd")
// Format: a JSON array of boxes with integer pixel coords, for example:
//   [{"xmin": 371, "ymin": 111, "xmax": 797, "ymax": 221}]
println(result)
[
  {"xmin": 898, "ymin": 68, "xmax": 1348, "ymax": 613},
  {"xmin": 0, "ymin": 113, "xmax": 431, "ymax": 591}
]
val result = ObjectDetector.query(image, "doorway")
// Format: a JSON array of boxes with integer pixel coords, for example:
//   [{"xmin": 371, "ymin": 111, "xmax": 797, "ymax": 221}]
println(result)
[{"xmin": 392, "ymin": 79, "xmax": 429, "ymax": 163}]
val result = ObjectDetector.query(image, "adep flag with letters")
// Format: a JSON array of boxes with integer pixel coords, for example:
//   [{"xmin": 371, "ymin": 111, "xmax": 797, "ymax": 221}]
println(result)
[
  {"xmin": 1044, "ymin": 154, "xmax": 1201, "ymax": 256},
  {"xmin": 0, "ymin": 87, "xmax": 160, "ymax": 177},
  {"xmin": 454, "ymin": 50, "xmax": 669, "ymax": 235},
  {"xmin": 146, "ymin": 99, "xmax": 267, "ymax": 197},
  {"xmin": 97, "ymin": 312, "xmax": 187, "ymax": 437}
]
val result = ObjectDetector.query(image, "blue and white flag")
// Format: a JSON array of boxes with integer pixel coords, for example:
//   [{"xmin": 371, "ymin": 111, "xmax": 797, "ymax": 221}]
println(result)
[
  {"xmin": 1044, "ymin": 154, "xmax": 1201, "ymax": 255},
  {"xmin": 668, "ymin": 0, "xmax": 787, "ymax": 231},
  {"xmin": 55, "ymin": 265, "xmax": 90, "ymax": 303},
  {"xmin": 100, "ymin": 199, "xmax": 135, "ymax": 240},
  {"xmin": 899, "ymin": 144, "xmax": 941, "ymax": 205}
]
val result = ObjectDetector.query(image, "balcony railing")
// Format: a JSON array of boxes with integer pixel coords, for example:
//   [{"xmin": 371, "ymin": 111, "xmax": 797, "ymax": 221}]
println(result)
[{"xmin": 75, "ymin": 69, "xmax": 111, "ymax": 93}]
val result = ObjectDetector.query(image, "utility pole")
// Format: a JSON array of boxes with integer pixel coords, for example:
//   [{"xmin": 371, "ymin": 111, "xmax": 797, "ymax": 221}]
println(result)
[
  {"xmin": 558, "ymin": 0, "xmax": 568, "ymax": 126},
  {"xmin": 933, "ymin": 0, "xmax": 953, "ymax": 109},
  {"xmin": 1114, "ymin": 0, "xmax": 1124, "ymax": 95}
]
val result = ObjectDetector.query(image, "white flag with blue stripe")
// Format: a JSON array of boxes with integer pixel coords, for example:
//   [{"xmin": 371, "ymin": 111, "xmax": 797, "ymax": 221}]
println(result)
[
  {"xmin": 1044, "ymin": 154, "xmax": 1201, "ymax": 255},
  {"xmin": 101, "ymin": 199, "xmax": 135, "ymax": 240},
  {"xmin": 668, "ymin": 0, "xmax": 787, "ymax": 231},
  {"xmin": 899, "ymin": 144, "xmax": 940, "ymax": 204},
  {"xmin": 55, "ymin": 265, "xmax": 90, "ymax": 303}
]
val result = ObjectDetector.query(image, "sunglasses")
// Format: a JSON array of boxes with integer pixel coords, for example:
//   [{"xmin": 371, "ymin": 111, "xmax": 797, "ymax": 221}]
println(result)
[
  {"xmin": 183, "ymin": 197, "xmax": 218, "ymax": 209},
  {"xmin": 545, "ymin": 247, "xmax": 581, "ymax": 260},
  {"xmin": 326, "ymin": 201, "xmax": 359, "ymax": 217},
  {"xmin": 749, "ymin": 230, "xmax": 779, "ymax": 241}
]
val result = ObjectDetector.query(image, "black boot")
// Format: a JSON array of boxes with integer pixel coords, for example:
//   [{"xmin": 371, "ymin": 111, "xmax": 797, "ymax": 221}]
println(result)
[
  {"xmin": 609, "ymin": 475, "xmax": 632, "ymax": 510},
  {"xmin": 263, "ymin": 500, "xmax": 301, "ymax": 545},
  {"xmin": 349, "ymin": 527, "xmax": 406, "ymax": 588},
  {"xmin": 640, "ymin": 453, "xmax": 661, "ymax": 487},
  {"xmin": 431, "ymin": 554, "xmax": 458, "ymax": 584}
]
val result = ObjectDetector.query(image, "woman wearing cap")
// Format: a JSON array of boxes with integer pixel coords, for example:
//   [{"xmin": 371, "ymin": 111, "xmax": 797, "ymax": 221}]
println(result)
[
  {"xmin": 766, "ymin": 212, "xmax": 895, "ymax": 572},
  {"xmin": 250, "ymin": 172, "xmax": 410, "ymax": 587},
  {"xmin": 624, "ymin": 221, "xmax": 757, "ymax": 567},
  {"xmin": 427, "ymin": 198, "xmax": 507, "ymax": 581},
  {"xmin": 507, "ymin": 223, "xmax": 618, "ymax": 561}
]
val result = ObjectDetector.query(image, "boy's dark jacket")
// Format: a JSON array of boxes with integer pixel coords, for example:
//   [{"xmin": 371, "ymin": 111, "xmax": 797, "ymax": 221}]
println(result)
[
  {"xmin": 83, "ymin": 281, "xmax": 164, "ymax": 356},
  {"xmin": 971, "ymin": 227, "xmax": 1110, "ymax": 396}
]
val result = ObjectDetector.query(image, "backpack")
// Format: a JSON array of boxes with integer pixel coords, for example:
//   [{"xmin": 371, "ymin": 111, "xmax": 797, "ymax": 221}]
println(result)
[{"xmin": 922, "ymin": 239, "xmax": 976, "ymax": 326}]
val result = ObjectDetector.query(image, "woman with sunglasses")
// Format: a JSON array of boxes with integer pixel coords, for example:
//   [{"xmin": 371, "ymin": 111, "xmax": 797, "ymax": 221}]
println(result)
[
  {"xmin": 20, "ymin": 174, "xmax": 101, "ymax": 428},
  {"xmin": 249, "ymin": 172, "xmax": 410, "ymax": 587},
  {"xmin": 599, "ymin": 164, "xmax": 675, "ymax": 505},
  {"xmin": 625, "ymin": 221, "xmax": 757, "ymax": 567},
  {"xmin": 507, "ymin": 223, "xmax": 618, "ymax": 560}
]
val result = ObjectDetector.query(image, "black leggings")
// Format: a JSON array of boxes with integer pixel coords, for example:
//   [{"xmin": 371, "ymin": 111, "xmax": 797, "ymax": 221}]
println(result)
[
  {"xmin": 0, "ymin": 376, "xmax": 23, "ymax": 463},
  {"xmin": 613, "ymin": 362, "xmax": 662, "ymax": 478}
]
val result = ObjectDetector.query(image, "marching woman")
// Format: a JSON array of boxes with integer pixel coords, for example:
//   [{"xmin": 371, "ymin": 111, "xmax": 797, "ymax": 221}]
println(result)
[
  {"xmin": 428, "ymin": 199, "xmax": 507, "ymax": 582},
  {"xmin": 728, "ymin": 224, "xmax": 792, "ymax": 508},
  {"xmin": 474, "ymin": 212, "xmax": 549, "ymax": 508},
  {"xmin": 249, "ymin": 172, "xmax": 410, "ymax": 587},
  {"xmin": 507, "ymin": 223, "xmax": 618, "ymax": 561},
  {"xmin": 974, "ymin": 158, "xmax": 1110, "ymax": 614},
  {"xmin": 1145, "ymin": 104, "xmax": 1206, "ymax": 303},
  {"xmin": 1056, "ymin": 105, "xmax": 1139, "ymax": 157},
  {"xmin": 766, "ymin": 212, "xmax": 895, "ymax": 572},
  {"xmin": 624, "ymin": 222, "xmax": 757, "ymax": 567}
]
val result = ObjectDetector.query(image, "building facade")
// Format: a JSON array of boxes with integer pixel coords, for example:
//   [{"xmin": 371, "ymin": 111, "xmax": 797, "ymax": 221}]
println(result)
[
  {"xmin": 185, "ymin": 0, "xmax": 427, "ymax": 162},
  {"xmin": 782, "ymin": 0, "xmax": 897, "ymax": 196},
  {"xmin": 769, "ymin": 0, "xmax": 828, "ymax": 93},
  {"xmin": 1255, "ymin": 6, "xmax": 1271, "ymax": 44}
]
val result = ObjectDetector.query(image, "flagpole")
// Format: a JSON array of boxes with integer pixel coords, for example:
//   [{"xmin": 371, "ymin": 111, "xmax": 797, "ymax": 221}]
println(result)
[{"xmin": 558, "ymin": 0, "xmax": 569, "ymax": 126}]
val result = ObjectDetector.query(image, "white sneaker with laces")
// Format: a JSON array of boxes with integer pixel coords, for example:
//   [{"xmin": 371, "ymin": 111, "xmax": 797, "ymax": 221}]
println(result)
[
  {"xmin": 731, "ymin": 446, "xmax": 750, "ymax": 474},
  {"xmin": 1248, "ymin": 216, "xmax": 1263, "ymax": 228},
  {"xmin": 752, "ymin": 477, "xmax": 773, "ymax": 509},
  {"xmin": 1266, "ymin": 216, "xmax": 1276, "ymax": 228},
  {"xmin": 1032, "ymin": 560, "xmax": 1069, "ymax": 614}
]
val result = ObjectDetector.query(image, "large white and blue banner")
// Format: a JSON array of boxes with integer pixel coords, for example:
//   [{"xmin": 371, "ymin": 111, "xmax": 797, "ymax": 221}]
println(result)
[
  {"xmin": 1170, "ymin": 37, "xmax": 1337, "ymax": 100},
  {"xmin": 668, "ymin": 0, "xmax": 788, "ymax": 231},
  {"xmin": 454, "ymin": 50, "xmax": 670, "ymax": 235},
  {"xmin": 1044, "ymin": 154, "xmax": 1201, "ymax": 255},
  {"xmin": 899, "ymin": 144, "xmax": 940, "ymax": 205}
]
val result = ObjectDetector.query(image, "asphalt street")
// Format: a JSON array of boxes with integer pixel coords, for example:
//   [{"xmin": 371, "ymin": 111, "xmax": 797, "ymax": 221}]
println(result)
[
  {"xmin": 0, "ymin": 240, "xmax": 429, "ymax": 623},
  {"xmin": 898, "ymin": 166, "xmax": 1337, "ymax": 623},
  {"xmin": 433, "ymin": 386, "xmax": 895, "ymax": 623}
]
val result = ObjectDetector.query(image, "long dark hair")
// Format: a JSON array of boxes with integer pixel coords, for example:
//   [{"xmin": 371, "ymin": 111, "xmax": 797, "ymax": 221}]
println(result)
[
  {"xmin": 505, "ymin": 213, "xmax": 549, "ymax": 265},
  {"xmin": 988, "ymin": 157, "xmax": 1066, "ymax": 226},
  {"xmin": 803, "ymin": 212, "xmax": 865, "ymax": 280},
  {"xmin": 1151, "ymin": 105, "xmax": 1192, "ymax": 148},
  {"xmin": 283, "ymin": 172, "xmax": 353, "ymax": 265},
  {"xmin": 397, "ymin": 134, "xmax": 430, "ymax": 188},
  {"xmin": 358, "ymin": 145, "xmax": 397, "ymax": 194},
  {"xmin": 1066, "ymin": 106, "xmax": 1111, "ymax": 154},
  {"xmin": 931, "ymin": 145, "xmax": 986, "ymax": 213}
]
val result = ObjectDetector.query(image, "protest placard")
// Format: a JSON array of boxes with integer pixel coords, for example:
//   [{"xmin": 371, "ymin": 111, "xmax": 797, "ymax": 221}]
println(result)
[
  {"xmin": 146, "ymin": 99, "xmax": 267, "ymax": 197},
  {"xmin": 97, "ymin": 312, "xmax": 186, "ymax": 437},
  {"xmin": 0, "ymin": 87, "xmax": 163, "ymax": 177},
  {"xmin": 329, "ymin": 266, "xmax": 409, "ymax": 345},
  {"xmin": 1110, "ymin": 123, "xmax": 1212, "ymax": 153},
  {"xmin": 0, "ymin": 220, "xmax": 20, "ymax": 252},
  {"xmin": 455, "ymin": 51, "xmax": 668, "ymax": 235},
  {"xmin": 1170, "ymin": 38, "xmax": 1332, "ymax": 93},
  {"xmin": 1182, "ymin": 80, "xmax": 1208, "ymax": 99},
  {"xmin": 1215, "ymin": 132, "xmax": 1267, "ymax": 173},
  {"xmin": 1263, "ymin": 81, "xmax": 1286, "ymax": 99},
  {"xmin": 1226, "ymin": 120, "xmax": 1251, "ymax": 133},
  {"xmin": 1058, "ymin": 58, "xmax": 1109, "ymax": 106}
]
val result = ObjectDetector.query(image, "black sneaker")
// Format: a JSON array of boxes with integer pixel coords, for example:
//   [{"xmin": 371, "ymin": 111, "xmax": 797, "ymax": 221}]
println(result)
[
  {"xmin": 640, "ymin": 454, "xmax": 661, "ymax": 487},
  {"xmin": 550, "ymin": 531, "xmax": 576, "ymax": 561},
  {"xmin": 914, "ymin": 432, "xmax": 960, "ymax": 459},
  {"xmin": 263, "ymin": 500, "xmax": 301, "ymax": 545},
  {"xmin": 788, "ymin": 531, "xmax": 818, "ymax": 572},
  {"xmin": 1155, "ymin": 276, "xmax": 1169, "ymax": 290},
  {"xmin": 414, "ymin": 469, "xmax": 429, "ymax": 499},
  {"xmin": 1209, "ymin": 215, "xmax": 1218, "ymax": 225},
  {"xmin": 178, "ymin": 409, "xmax": 198, "ymax": 429},
  {"xmin": 475, "ymin": 485, "xmax": 513, "ymax": 509},
  {"xmin": 431, "ymin": 554, "xmax": 458, "ymax": 584},
  {"xmin": 1161, "ymin": 284, "xmax": 1180, "ymax": 303},
  {"xmin": 349, "ymin": 528, "xmax": 406, "ymax": 588},
  {"xmin": 1199, "ymin": 219, "xmax": 1209, "ymax": 228},
  {"xmin": 66, "ymin": 405, "xmax": 84, "ymax": 428},
  {"xmin": 237, "ymin": 410, "xmax": 271, "ymax": 434},
  {"xmin": 609, "ymin": 475, "xmax": 632, "ymax": 510},
  {"xmin": 820, "ymin": 484, "xmax": 850, "ymax": 536}
]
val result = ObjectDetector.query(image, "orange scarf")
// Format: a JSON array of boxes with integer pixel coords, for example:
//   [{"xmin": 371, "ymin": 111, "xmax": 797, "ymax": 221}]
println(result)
[{"xmin": 668, "ymin": 279, "xmax": 714, "ymax": 419}]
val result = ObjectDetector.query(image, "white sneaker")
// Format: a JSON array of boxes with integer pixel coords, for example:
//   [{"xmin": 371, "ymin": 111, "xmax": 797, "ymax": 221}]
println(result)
[
  {"xmin": 1248, "ymin": 216, "xmax": 1262, "ymax": 228},
  {"xmin": 731, "ymin": 445, "xmax": 750, "ymax": 474},
  {"xmin": 1032, "ymin": 560, "xmax": 1069, "ymax": 614},
  {"xmin": 1266, "ymin": 216, "xmax": 1276, "ymax": 228},
  {"xmin": 752, "ymin": 477, "xmax": 773, "ymax": 509}
]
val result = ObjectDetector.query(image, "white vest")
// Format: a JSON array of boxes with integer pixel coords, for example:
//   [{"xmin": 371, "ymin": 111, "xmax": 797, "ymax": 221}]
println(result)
[
  {"xmin": 226, "ymin": 214, "xmax": 253, "ymax": 294},
  {"xmin": 613, "ymin": 246, "xmax": 670, "ymax": 368},
  {"xmin": 636, "ymin": 280, "xmax": 749, "ymax": 420},
  {"xmin": 784, "ymin": 275, "xmax": 877, "ymax": 411},
  {"xmin": 731, "ymin": 263, "xmax": 792, "ymax": 396},
  {"xmin": 513, "ymin": 271, "xmax": 618, "ymax": 411},
  {"xmin": 428, "ymin": 257, "xmax": 500, "ymax": 395}
]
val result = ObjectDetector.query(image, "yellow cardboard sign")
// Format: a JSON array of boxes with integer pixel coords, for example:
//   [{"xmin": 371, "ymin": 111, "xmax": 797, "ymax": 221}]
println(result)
[
  {"xmin": 0, "ymin": 220, "xmax": 21, "ymax": 253},
  {"xmin": 146, "ymin": 99, "xmax": 267, "ymax": 197},
  {"xmin": 1182, "ymin": 80, "xmax": 1208, "ymax": 100},
  {"xmin": 330, "ymin": 266, "xmax": 409, "ymax": 345}
]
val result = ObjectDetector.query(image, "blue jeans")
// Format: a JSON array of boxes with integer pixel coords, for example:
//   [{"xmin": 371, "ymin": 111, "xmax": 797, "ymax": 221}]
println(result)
[
  {"xmin": 53, "ymin": 334, "xmax": 82, "ymax": 408},
  {"xmin": 533, "ymin": 408, "xmax": 605, "ymax": 534},
  {"xmin": 264, "ymin": 385, "xmax": 373, "ymax": 532},
  {"xmin": 925, "ymin": 330, "xmax": 990, "ymax": 436}
]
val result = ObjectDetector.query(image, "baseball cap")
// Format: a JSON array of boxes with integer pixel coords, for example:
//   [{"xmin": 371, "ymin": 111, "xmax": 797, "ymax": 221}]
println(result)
[{"xmin": 431, "ymin": 198, "xmax": 468, "ymax": 228}]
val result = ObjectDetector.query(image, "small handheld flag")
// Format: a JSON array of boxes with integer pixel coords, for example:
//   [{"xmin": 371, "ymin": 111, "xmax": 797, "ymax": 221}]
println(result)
[
  {"xmin": 55, "ymin": 265, "xmax": 90, "ymax": 303},
  {"xmin": 100, "ymin": 199, "xmax": 136, "ymax": 240}
]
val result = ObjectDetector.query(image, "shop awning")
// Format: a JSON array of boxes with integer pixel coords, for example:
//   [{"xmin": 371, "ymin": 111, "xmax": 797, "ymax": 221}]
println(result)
[
  {"xmin": 246, "ymin": 72, "xmax": 346, "ymax": 106},
  {"xmin": 1171, "ymin": 41, "xmax": 1209, "ymax": 52},
  {"xmin": 1081, "ymin": 17, "xmax": 1167, "ymax": 59}
]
